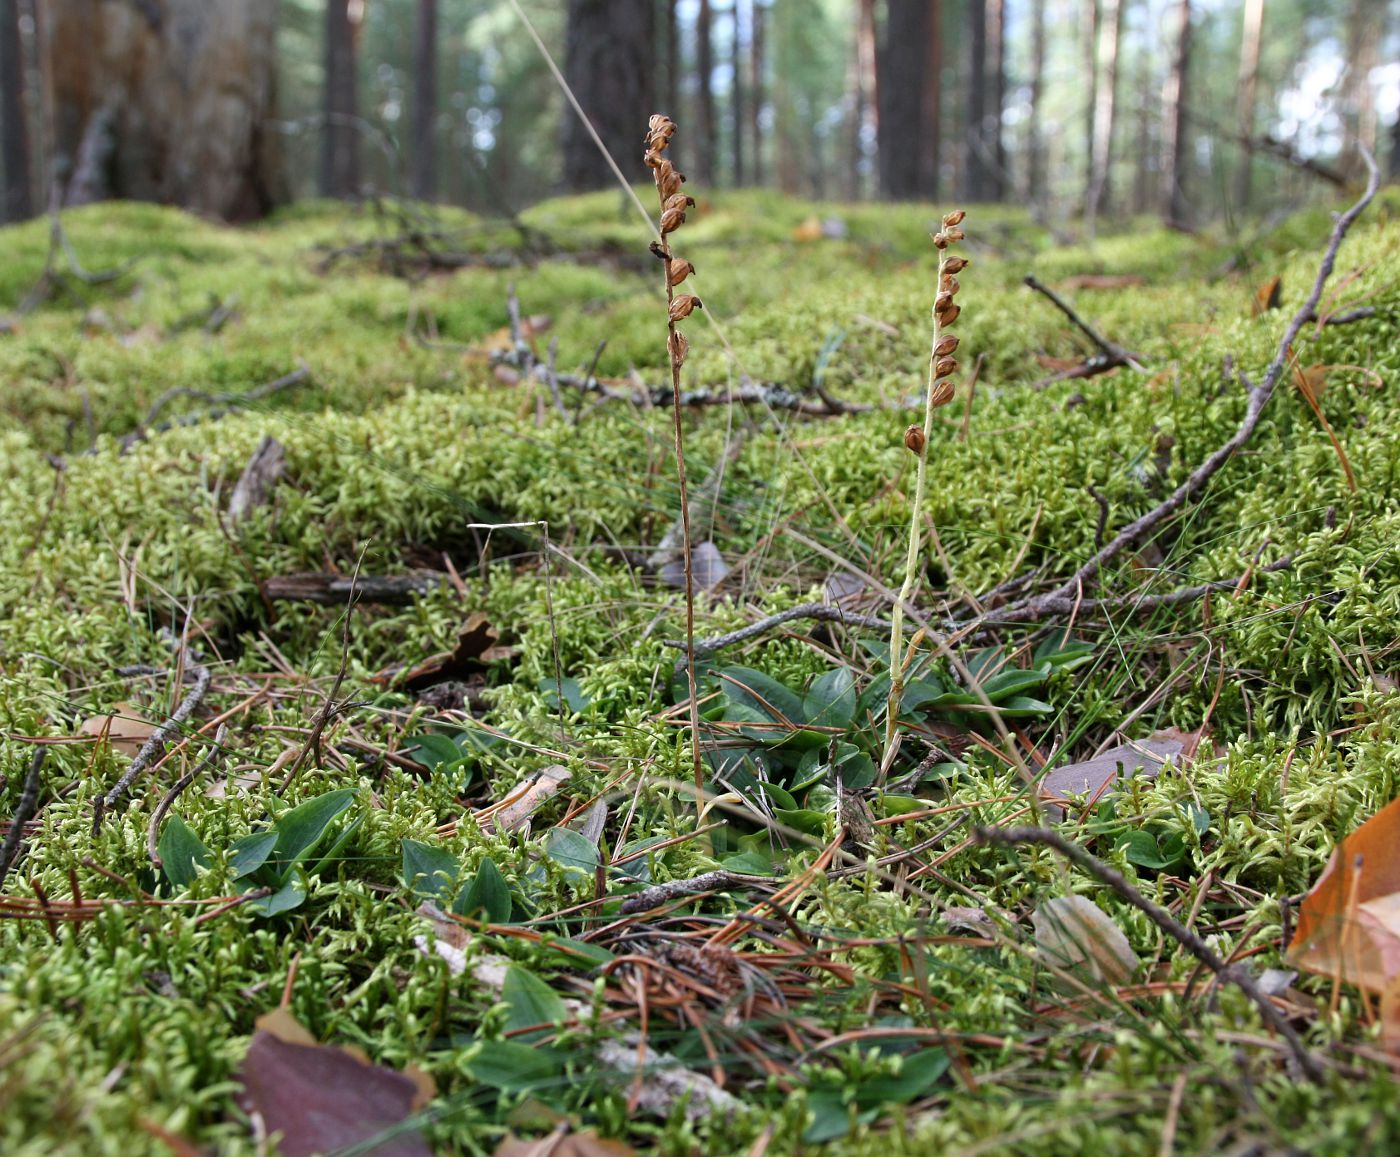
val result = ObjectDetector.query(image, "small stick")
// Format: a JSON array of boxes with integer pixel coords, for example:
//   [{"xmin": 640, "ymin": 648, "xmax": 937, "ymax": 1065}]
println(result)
[
  {"xmin": 1024, "ymin": 274, "xmax": 1145, "ymax": 370},
  {"xmin": 973, "ymin": 824, "xmax": 1325, "ymax": 1082},
  {"xmin": 147, "ymin": 724, "xmax": 229, "ymax": 869},
  {"xmin": 93, "ymin": 663, "xmax": 212, "ymax": 830},
  {"xmin": 619, "ymin": 871, "xmax": 777, "ymax": 915},
  {"xmin": 0, "ymin": 749, "xmax": 46, "ymax": 889},
  {"xmin": 664, "ymin": 601, "xmax": 889, "ymax": 662}
]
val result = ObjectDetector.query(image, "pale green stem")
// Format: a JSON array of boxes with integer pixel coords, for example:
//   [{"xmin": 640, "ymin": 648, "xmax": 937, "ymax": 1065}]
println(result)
[{"xmin": 879, "ymin": 244, "xmax": 950, "ymax": 784}]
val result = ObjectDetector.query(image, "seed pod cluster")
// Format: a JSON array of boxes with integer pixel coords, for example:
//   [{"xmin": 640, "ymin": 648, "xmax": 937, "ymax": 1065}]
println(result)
[
  {"xmin": 646, "ymin": 114, "xmax": 700, "ymax": 368},
  {"xmin": 904, "ymin": 209, "xmax": 968, "ymax": 455}
]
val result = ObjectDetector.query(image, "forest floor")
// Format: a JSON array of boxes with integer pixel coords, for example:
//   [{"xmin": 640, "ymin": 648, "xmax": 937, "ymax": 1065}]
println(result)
[{"xmin": 1, "ymin": 180, "xmax": 1399, "ymax": 1156}]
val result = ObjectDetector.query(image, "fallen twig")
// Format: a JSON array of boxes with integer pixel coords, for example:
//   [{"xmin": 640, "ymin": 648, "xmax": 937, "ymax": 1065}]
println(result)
[
  {"xmin": 0, "ymin": 749, "xmax": 46, "ymax": 890},
  {"xmin": 973, "ymin": 824, "xmax": 1325, "ymax": 1083},
  {"xmin": 93, "ymin": 662, "xmax": 212, "ymax": 830},
  {"xmin": 618, "ymin": 870, "xmax": 777, "ymax": 915},
  {"xmin": 146, "ymin": 724, "xmax": 229, "ymax": 870},
  {"xmin": 119, "ymin": 364, "xmax": 312, "ymax": 452},
  {"xmin": 665, "ymin": 601, "xmax": 890, "ymax": 659},
  {"xmin": 989, "ymin": 159, "xmax": 1379, "ymax": 627},
  {"xmin": 264, "ymin": 571, "xmax": 445, "ymax": 605},
  {"xmin": 1024, "ymin": 274, "xmax": 1145, "ymax": 388}
]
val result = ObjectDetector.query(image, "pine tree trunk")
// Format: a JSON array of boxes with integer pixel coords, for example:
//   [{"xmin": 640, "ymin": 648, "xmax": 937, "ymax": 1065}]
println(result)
[
  {"xmin": 562, "ymin": 0, "xmax": 656, "ymax": 191},
  {"xmin": 662, "ymin": 0, "xmax": 678, "ymax": 116},
  {"xmin": 986, "ymin": 0, "xmax": 1006, "ymax": 201},
  {"xmin": 695, "ymin": 0, "xmax": 715, "ymax": 186},
  {"xmin": 1027, "ymin": 0, "xmax": 1046, "ymax": 202},
  {"xmin": 749, "ymin": 0, "xmax": 764, "ymax": 185},
  {"xmin": 410, "ymin": 0, "xmax": 437, "ymax": 201},
  {"xmin": 730, "ymin": 1, "xmax": 745, "ymax": 186},
  {"xmin": 1087, "ymin": 0, "xmax": 1122, "ymax": 227},
  {"xmin": 917, "ymin": 0, "xmax": 942, "ymax": 196},
  {"xmin": 964, "ymin": 0, "xmax": 989, "ymax": 201},
  {"xmin": 45, "ymin": 0, "xmax": 281, "ymax": 220},
  {"xmin": 321, "ymin": 0, "xmax": 359, "ymax": 199},
  {"xmin": 1161, "ymin": 0, "xmax": 1191, "ymax": 227},
  {"xmin": 1, "ymin": 0, "xmax": 32, "ymax": 222},
  {"xmin": 1081, "ymin": 0, "xmax": 1098, "ymax": 210},
  {"xmin": 1233, "ymin": 0, "xmax": 1263, "ymax": 211},
  {"xmin": 1339, "ymin": 0, "xmax": 1380, "ymax": 183},
  {"xmin": 877, "ymin": 0, "xmax": 926, "ymax": 199}
]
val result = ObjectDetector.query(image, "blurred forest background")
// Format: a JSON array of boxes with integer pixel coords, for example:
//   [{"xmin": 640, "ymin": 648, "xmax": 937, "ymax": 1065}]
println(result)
[{"xmin": 1, "ymin": 0, "xmax": 1396, "ymax": 232}]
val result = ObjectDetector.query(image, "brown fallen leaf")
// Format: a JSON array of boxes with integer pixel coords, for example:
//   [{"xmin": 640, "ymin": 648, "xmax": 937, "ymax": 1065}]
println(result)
[
  {"xmin": 1253, "ymin": 275, "xmax": 1283, "ymax": 315},
  {"xmin": 239, "ymin": 1013, "xmax": 435, "ymax": 1157},
  {"xmin": 384, "ymin": 612, "xmax": 515, "ymax": 692},
  {"xmin": 494, "ymin": 1128, "xmax": 635, "ymax": 1157},
  {"xmin": 1287, "ymin": 795, "xmax": 1400, "ymax": 995},
  {"xmin": 79, "ymin": 704, "xmax": 159, "ymax": 757},
  {"xmin": 482, "ymin": 765, "xmax": 572, "ymax": 834},
  {"xmin": 1037, "ymin": 737, "xmax": 1183, "ymax": 816}
]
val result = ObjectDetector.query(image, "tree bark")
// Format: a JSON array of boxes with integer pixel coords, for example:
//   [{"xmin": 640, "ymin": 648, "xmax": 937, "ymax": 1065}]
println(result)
[
  {"xmin": 562, "ymin": 0, "xmax": 656, "ymax": 191},
  {"xmin": 918, "ymin": 0, "xmax": 942, "ymax": 197},
  {"xmin": 1081, "ymin": 0, "xmax": 1098, "ymax": 208},
  {"xmin": 876, "ymin": 0, "xmax": 927, "ymax": 199},
  {"xmin": 1161, "ymin": 0, "xmax": 1191, "ymax": 227},
  {"xmin": 694, "ymin": 0, "xmax": 715, "ymax": 186},
  {"xmin": 1232, "ymin": 0, "xmax": 1263, "ymax": 210},
  {"xmin": 1339, "ymin": 0, "xmax": 1380, "ymax": 183},
  {"xmin": 730, "ymin": 0, "xmax": 745, "ymax": 185},
  {"xmin": 849, "ymin": 0, "xmax": 876, "ymax": 199},
  {"xmin": 1026, "ymin": 0, "xmax": 1045, "ymax": 202},
  {"xmin": 321, "ymin": 0, "xmax": 359, "ymax": 199},
  {"xmin": 410, "ymin": 0, "xmax": 437, "ymax": 201},
  {"xmin": 44, "ymin": 0, "xmax": 281, "ymax": 220},
  {"xmin": 1, "ymin": 0, "xmax": 32, "ymax": 221},
  {"xmin": 662, "ymin": 0, "xmax": 678, "ymax": 116},
  {"xmin": 749, "ymin": 0, "xmax": 765, "ymax": 185},
  {"xmin": 1087, "ymin": 0, "xmax": 1122, "ymax": 226},
  {"xmin": 986, "ymin": 0, "xmax": 1006, "ymax": 201},
  {"xmin": 964, "ymin": 0, "xmax": 989, "ymax": 201}
]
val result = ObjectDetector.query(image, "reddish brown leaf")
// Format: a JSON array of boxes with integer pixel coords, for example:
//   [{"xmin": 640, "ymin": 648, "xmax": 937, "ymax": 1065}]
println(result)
[{"xmin": 238, "ymin": 1031, "xmax": 433, "ymax": 1157}]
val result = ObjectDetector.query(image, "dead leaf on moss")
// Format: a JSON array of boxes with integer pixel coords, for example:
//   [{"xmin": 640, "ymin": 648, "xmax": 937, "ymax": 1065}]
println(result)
[
  {"xmin": 239, "ymin": 1009, "xmax": 435, "ymax": 1157},
  {"xmin": 1287, "ymin": 795, "xmax": 1400, "ymax": 996},
  {"xmin": 78, "ymin": 704, "xmax": 158, "ymax": 757},
  {"xmin": 1253, "ymin": 275, "xmax": 1283, "ymax": 315},
  {"xmin": 483, "ymin": 764, "xmax": 572, "ymax": 834},
  {"xmin": 493, "ymin": 1128, "xmax": 635, "ymax": 1157},
  {"xmin": 1037, "ymin": 736, "xmax": 1183, "ymax": 816},
  {"xmin": 1033, "ymin": 895, "xmax": 1140, "ymax": 988}
]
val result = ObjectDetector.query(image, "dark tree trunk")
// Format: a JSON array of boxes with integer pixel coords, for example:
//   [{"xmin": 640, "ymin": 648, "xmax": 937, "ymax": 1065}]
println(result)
[
  {"xmin": 917, "ymin": 0, "xmax": 942, "ymax": 197},
  {"xmin": 694, "ymin": 0, "xmax": 715, "ymax": 186},
  {"xmin": 662, "ymin": 0, "xmax": 678, "ymax": 115},
  {"xmin": 749, "ymin": 0, "xmax": 764, "ymax": 185},
  {"xmin": 1082, "ymin": 0, "xmax": 1098, "ymax": 208},
  {"xmin": 1087, "ymin": 0, "xmax": 1121, "ymax": 226},
  {"xmin": 1161, "ymin": 0, "xmax": 1191, "ymax": 227},
  {"xmin": 1, "ymin": 0, "xmax": 32, "ymax": 221},
  {"xmin": 410, "ymin": 0, "xmax": 437, "ymax": 201},
  {"xmin": 730, "ymin": 0, "xmax": 744, "ymax": 185},
  {"xmin": 876, "ymin": 0, "xmax": 926, "ymax": 198},
  {"xmin": 1339, "ymin": 0, "xmax": 1380, "ymax": 183},
  {"xmin": 964, "ymin": 0, "xmax": 990, "ymax": 201},
  {"xmin": 1233, "ymin": 0, "xmax": 1263, "ymax": 209},
  {"xmin": 1027, "ymin": 0, "xmax": 1045, "ymax": 202},
  {"xmin": 45, "ymin": 0, "xmax": 281, "ymax": 220},
  {"xmin": 321, "ymin": 0, "xmax": 359, "ymax": 199},
  {"xmin": 848, "ymin": 0, "xmax": 876, "ymax": 199},
  {"xmin": 563, "ymin": 0, "xmax": 656, "ymax": 191},
  {"xmin": 986, "ymin": 0, "xmax": 1005, "ymax": 200}
]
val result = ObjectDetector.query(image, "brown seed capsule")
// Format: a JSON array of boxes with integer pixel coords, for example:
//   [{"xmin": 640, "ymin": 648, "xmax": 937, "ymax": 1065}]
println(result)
[
  {"xmin": 944, "ymin": 227, "xmax": 965, "ymax": 243},
  {"xmin": 656, "ymin": 161, "xmax": 685, "ymax": 199},
  {"xmin": 941, "ymin": 275, "xmax": 961, "ymax": 296},
  {"xmin": 934, "ymin": 292, "xmax": 954, "ymax": 313},
  {"xmin": 668, "ymin": 294, "xmax": 702, "ymax": 322},
  {"xmin": 935, "ymin": 356, "xmax": 959, "ymax": 379},
  {"xmin": 904, "ymin": 424, "xmax": 926, "ymax": 455},
  {"xmin": 942, "ymin": 209, "xmax": 966, "ymax": 227},
  {"xmin": 935, "ymin": 334, "xmax": 960, "ymax": 357},
  {"xmin": 659, "ymin": 206, "xmax": 687, "ymax": 234},
  {"xmin": 930, "ymin": 379, "xmax": 956, "ymax": 407},
  {"xmin": 668, "ymin": 330, "xmax": 689, "ymax": 365},
  {"xmin": 937, "ymin": 303, "xmax": 961, "ymax": 326},
  {"xmin": 932, "ymin": 232, "xmax": 949, "ymax": 249},
  {"xmin": 664, "ymin": 193, "xmax": 696, "ymax": 213},
  {"xmin": 943, "ymin": 255, "xmax": 969, "ymax": 273},
  {"xmin": 668, "ymin": 258, "xmax": 695, "ymax": 287}
]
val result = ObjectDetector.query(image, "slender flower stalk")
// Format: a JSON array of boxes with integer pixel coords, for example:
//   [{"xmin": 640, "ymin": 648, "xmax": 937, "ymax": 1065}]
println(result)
[
  {"xmin": 879, "ymin": 211, "xmax": 969, "ymax": 784},
  {"xmin": 643, "ymin": 114, "xmax": 707, "ymax": 812}
]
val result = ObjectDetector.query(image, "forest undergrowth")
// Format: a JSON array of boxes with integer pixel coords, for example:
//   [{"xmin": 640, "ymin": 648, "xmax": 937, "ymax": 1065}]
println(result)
[{"xmin": 1, "ymin": 172, "xmax": 1399, "ymax": 1155}]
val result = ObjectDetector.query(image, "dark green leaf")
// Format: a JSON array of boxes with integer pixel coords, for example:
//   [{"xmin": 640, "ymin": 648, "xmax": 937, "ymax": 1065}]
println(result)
[
  {"xmin": 245, "ymin": 876, "xmax": 306, "ymax": 916},
  {"xmin": 855, "ymin": 1048, "xmax": 950, "ymax": 1107},
  {"xmin": 455, "ymin": 856, "xmax": 513, "ymax": 922},
  {"xmin": 988, "ymin": 696, "xmax": 1055, "ymax": 718},
  {"xmin": 718, "ymin": 666, "xmax": 807, "ymax": 726},
  {"xmin": 402, "ymin": 838, "xmax": 460, "ymax": 899},
  {"xmin": 502, "ymin": 965, "xmax": 567, "ymax": 1040},
  {"xmin": 402, "ymin": 733, "xmax": 466, "ymax": 771},
  {"xmin": 1117, "ymin": 830, "xmax": 1169, "ymax": 869},
  {"xmin": 804, "ymin": 667, "xmax": 856, "ymax": 730},
  {"xmin": 544, "ymin": 828, "xmax": 599, "ymax": 875},
  {"xmin": 464, "ymin": 1039, "xmax": 565, "ymax": 1091},
  {"xmin": 978, "ymin": 668, "xmax": 1049, "ymax": 701},
  {"xmin": 775, "ymin": 808, "xmax": 829, "ymax": 836},
  {"xmin": 543, "ymin": 938, "xmax": 615, "ymax": 967},
  {"xmin": 271, "ymin": 789, "xmax": 356, "ymax": 868},
  {"xmin": 157, "ymin": 816, "xmax": 210, "ymax": 888},
  {"xmin": 803, "ymin": 1090, "xmax": 851, "ymax": 1143},
  {"xmin": 230, "ymin": 831, "xmax": 278, "ymax": 879}
]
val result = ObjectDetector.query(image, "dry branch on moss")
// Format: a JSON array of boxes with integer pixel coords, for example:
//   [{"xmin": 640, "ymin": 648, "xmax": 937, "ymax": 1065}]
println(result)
[
  {"xmin": 0, "ymin": 749, "xmax": 45, "ymax": 890},
  {"xmin": 1024, "ymin": 273, "xmax": 1145, "ymax": 389}
]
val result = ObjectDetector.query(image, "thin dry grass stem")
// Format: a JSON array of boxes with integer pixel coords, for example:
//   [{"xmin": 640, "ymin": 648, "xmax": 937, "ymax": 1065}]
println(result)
[
  {"xmin": 644, "ymin": 114, "xmax": 707, "ymax": 823},
  {"xmin": 880, "ymin": 211, "xmax": 968, "ymax": 784}
]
